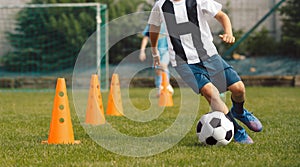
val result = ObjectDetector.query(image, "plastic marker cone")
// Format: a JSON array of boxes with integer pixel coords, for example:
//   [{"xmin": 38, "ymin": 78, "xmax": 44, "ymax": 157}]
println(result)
[
  {"xmin": 42, "ymin": 78, "xmax": 80, "ymax": 144},
  {"xmin": 85, "ymin": 74, "xmax": 105, "ymax": 125},
  {"xmin": 159, "ymin": 71, "xmax": 173, "ymax": 107},
  {"xmin": 107, "ymin": 74, "xmax": 124, "ymax": 116}
]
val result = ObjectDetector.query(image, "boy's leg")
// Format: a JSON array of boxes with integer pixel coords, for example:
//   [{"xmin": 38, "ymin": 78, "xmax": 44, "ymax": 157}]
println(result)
[
  {"xmin": 175, "ymin": 64, "xmax": 253, "ymax": 144},
  {"xmin": 154, "ymin": 69, "xmax": 162, "ymax": 88},
  {"xmin": 228, "ymin": 81, "xmax": 263, "ymax": 132},
  {"xmin": 158, "ymin": 63, "xmax": 174, "ymax": 94},
  {"xmin": 201, "ymin": 83, "xmax": 253, "ymax": 144},
  {"xmin": 221, "ymin": 58, "xmax": 263, "ymax": 132},
  {"xmin": 201, "ymin": 83, "xmax": 228, "ymax": 114},
  {"xmin": 159, "ymin": 52, "xmax": 173, "ymax": 94}
]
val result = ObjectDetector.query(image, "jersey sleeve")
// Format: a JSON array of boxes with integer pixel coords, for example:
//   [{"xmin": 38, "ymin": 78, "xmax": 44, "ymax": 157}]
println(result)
[
  {"xmin": 148, "ymin": 3, "xmax": 162, "ymax": 26},
  {"xmin": 200, "ymin": 0, "xmax": 222, "ymax": 17}
]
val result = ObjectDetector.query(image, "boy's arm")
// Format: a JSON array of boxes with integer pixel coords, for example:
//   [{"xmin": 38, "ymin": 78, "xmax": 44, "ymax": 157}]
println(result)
[
  {"xmin": 214, "ymin": 11, "xmax": 235, "ymax": 44},
  {"xmin": 139, "ymin": 36, "xmax": 149, "ymax": 61},
  {"xmin": 149, "ymin": 24, "xmax": 161, "ymax": 66}
]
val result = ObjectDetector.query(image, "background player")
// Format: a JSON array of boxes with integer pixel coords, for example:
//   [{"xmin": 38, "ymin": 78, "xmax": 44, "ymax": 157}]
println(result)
[{"xmin": 139, "ymin": 24, "xmax": 173, "ymax": 97}]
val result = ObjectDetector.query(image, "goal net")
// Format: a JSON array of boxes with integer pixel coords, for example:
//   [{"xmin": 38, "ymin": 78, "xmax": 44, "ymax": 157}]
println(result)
[{"xmin": 0, "ymin": 3, "xmax": 108, "ymax": 90}]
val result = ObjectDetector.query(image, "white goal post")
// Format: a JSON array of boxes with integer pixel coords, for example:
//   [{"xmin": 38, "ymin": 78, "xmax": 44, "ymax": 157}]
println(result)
[{"xmin": 0, "ymin": 3, "xmax": 109, "ymax": 91}]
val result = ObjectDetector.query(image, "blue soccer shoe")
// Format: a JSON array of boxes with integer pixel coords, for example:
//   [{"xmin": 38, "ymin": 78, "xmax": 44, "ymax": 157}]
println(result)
[
  {"xmin": 234, "ymin": 128, "xmax": 254, "ymax": 144},
  {"xmin": 231, "ymin": 108, "xmax": 263, "ymax": 132}
]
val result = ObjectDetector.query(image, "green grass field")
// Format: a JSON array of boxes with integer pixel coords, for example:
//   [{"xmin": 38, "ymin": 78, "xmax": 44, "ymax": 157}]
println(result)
[{"xmin": 1, "ymin": 87, "xmax": 299, "ymax": 166}]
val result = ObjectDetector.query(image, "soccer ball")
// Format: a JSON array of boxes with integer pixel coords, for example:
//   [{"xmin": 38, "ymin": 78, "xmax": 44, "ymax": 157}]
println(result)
[{"xmin": 196, "ymin": 111, "xmax": 234, "ymax": 146}]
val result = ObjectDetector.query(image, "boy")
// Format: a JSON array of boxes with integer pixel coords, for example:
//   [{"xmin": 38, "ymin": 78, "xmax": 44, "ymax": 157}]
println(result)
[
  {"xmin": 139, "ymin": 24, "xmax": 173, "ymax": 96},
  {"xmin": 148, "ymin": 0, "xmax": 262, "ymax": 144}
]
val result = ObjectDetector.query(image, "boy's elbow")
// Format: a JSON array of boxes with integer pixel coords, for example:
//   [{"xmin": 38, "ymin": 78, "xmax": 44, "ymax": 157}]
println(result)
[{"xmin": 215, "ymin": 11, "xmax": 228, "ymax": 21}]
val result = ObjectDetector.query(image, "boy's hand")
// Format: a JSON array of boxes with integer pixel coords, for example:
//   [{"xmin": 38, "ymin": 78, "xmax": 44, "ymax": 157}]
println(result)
[
  {"xmin": 139, "ymin": 50, "xmax": 146, "ymax": 61},
  {"xmin": 153, "ymin": 55, "xmax": 160, "ymax": 68},
  {"xmin": 219, "ymin": 34, "xmax": 235, "ymax": 44},
  {"xmin": 151, "ymin": 47, "xmax": 160, "ymax": 68}
]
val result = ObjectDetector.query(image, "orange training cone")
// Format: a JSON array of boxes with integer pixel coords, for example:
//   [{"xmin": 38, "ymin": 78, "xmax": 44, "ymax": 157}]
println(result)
[
  {"xmin": 85, "ymin": 74, "xmax": 106, "ymax": 125},
  {"xmin": 42, "ymin": 78, "xmax": 80, "ymax": 144},
  {"xmin": 159, "ymin": 71, "xmax": 173, "ymax": 107},
  {"xmin": 106, "ymin": 74, "xmax": 124, "ymax": 116}
]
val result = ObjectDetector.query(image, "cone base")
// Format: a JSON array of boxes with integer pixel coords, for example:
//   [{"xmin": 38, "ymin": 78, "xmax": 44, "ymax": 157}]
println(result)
[
  {"xmin": 41, "ymin": 140, "xmax": 81, "ymax": 145},
  {"xmin": 84, "ymin": 122, "xmax": 106, "ymax": 126},
  {"xmin": 159, "ymin": 93, "xmax": 173, "ymax": 107},
  {"xmin": 107, "ymin": 114, "xmax": 123, "ymax": 116}
]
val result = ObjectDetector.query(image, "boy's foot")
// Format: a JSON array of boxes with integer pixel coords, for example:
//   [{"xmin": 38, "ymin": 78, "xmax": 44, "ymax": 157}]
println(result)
[
  {"xmin": 231, "ymin": 108, "xmax": 263, "ymax": 132},
  {"xmin": 234, "ymin": 128, "xmax": 254, "ymax": 144}
]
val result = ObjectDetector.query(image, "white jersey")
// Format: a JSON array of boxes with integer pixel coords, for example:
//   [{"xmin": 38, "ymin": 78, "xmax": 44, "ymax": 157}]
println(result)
[{"xmin": 148, "ymin": 0, "xmax": 222, "ymax": 67}]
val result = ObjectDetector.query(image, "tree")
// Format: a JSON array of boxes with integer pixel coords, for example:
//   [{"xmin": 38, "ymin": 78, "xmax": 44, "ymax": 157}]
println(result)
[
  {"xmin": 1, "ymin": 0, "xmax": 151, "ymax": 72},
  {"xmin": 2, "ymin": 0, "xmax": 100, "ymax": 72},
  {"xmin": 280, "ymin": 0, "xmax": 300, "ymax": 57}
]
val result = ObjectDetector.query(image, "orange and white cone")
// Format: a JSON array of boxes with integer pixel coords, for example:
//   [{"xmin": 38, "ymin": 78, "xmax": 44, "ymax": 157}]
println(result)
[
  {"xmin": 159, "ymin": 71, "xmax": 173, "ymax": 107},
  {"xmin": 106, "ymin": 74, "xmax": 124, "ymax": 116},
  {"xmin": 42, "ymin": 78, "xmax": 80, "ymax": 144},
  {"xmin": 85, "ymin": 74, "xmax": 106, "ymax": 125}
]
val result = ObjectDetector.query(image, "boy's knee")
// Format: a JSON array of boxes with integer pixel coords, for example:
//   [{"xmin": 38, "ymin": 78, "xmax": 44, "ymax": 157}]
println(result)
[
  {"xmin": 201, "ymin": 83, "xmax": 219, "ymax": 98},
  {"xmin": 230, "ymin": 81, "xmax": 245, "ymax": 95}
]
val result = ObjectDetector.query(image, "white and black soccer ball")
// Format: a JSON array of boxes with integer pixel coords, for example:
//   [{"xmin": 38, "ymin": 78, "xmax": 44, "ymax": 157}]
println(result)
[{"xmin": 196, "ymin": 111, "xmax": 234, "ymax": 146}]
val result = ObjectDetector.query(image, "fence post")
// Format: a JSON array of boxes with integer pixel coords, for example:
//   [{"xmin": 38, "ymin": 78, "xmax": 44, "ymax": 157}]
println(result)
[{"xmin": 294, "ymin": 75, "xmax": 300, "ymax": 87}]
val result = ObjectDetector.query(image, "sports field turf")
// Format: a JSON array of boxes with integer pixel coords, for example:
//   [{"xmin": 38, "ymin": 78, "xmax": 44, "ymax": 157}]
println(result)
[{"xmin": 0, "ymin": 87, "xmax": 299, "ymax": 166}]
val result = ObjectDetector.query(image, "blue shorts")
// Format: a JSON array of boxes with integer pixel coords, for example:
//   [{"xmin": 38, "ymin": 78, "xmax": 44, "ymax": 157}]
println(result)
[{"xmin": 175, "ymin": 55, "xmax": 241, "ymax": 94}]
